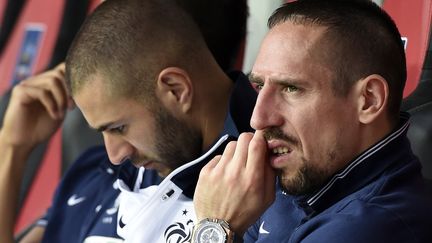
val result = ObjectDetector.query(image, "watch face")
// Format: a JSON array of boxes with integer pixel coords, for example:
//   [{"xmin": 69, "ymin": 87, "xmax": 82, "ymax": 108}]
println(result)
[{"xmin": 195, "ymin": 222, "xmax": 226, "ymax": 243}]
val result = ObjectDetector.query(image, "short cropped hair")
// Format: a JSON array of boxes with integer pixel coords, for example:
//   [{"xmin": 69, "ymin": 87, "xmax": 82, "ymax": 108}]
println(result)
[
  {"xmin": 269, "ymin": 0, "xmax": 406, "ymax": 122},
  {"xmin": 66, "ymin": 0, "xmax": 209, "ymax": 105}
]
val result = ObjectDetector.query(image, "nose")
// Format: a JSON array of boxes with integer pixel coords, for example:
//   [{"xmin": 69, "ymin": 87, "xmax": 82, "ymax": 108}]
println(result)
[
  {"xmin": 250, "ymin": 85, "xmax": 284, "ymax": 130},
  {"xmin": 103, "ymin": 133, "xmax": 134, "ymax": 165}
]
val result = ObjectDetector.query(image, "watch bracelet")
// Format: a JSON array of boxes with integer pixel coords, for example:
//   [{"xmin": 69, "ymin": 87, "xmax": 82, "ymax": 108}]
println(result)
[{"xmin": 192, "ymin": 218, "xmax": 240, "ymax": 243}]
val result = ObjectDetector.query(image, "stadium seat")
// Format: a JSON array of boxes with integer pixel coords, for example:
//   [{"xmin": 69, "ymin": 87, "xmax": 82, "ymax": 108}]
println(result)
[
  {"xmin": 384, "ymin": 0, "xmax": 432, "ymax": 193},
  {"xmin": 0, "ymin": 0, "xmax": 5, "ymax": 19},
  {"xmin": 0, "ymin": 0, "xmax": 26, "ymax": 57},
  {"xmin": 401, "ymin": 37, "xmax": 432, "ymax": 192},
  {"xmin": 383, "ymin": 0, "xmax": 432, "ymax": 98},
  {"xmin": 0, "ymin": 0, "xmax": 93, "ymax": 234}
]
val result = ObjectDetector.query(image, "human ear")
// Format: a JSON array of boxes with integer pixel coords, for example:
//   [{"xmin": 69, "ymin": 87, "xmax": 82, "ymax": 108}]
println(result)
[
  {"xmin": 156, "ymin": 67, "xmax": 193, "ymax": 114},
  {"xmin": 357, "ymin": 74, "xmax": 389, "ymax": 124}
]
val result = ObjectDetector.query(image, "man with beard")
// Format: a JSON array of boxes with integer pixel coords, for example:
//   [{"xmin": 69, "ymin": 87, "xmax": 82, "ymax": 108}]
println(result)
[
  {"xmin": 193, "ymin": 0, "xmax": 432, "ymax": 242},
  {"xmin": 63, "ymin": 0, "xmax": 256, "ymax": 242},
  {"xmin": 0, "ymin": 0, "xmax": 249, "ymax": 242}
]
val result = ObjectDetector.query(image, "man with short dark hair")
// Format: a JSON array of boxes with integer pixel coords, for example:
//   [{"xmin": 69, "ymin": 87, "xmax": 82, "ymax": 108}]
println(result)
[
  {"xmin": 193, "ymin": 1, "xmax": 432, "ymax": 242},
  {"xmin": 66, "ymin": 0, "xmax": 255, "ymax": 242},
  {"xmin": 0, "ymin": 0, "xmax": 250, "ymax": 242}
]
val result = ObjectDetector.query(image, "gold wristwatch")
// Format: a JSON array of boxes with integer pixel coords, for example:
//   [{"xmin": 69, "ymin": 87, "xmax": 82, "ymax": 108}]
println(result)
[{"xmin": 192, "ymin": 218, "xmax": 235, "ymax": 243}]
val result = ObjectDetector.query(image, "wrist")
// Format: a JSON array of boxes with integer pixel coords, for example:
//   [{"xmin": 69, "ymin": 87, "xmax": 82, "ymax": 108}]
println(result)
[
  {"xmin": 192, "ymin": 218, "xmax": 237, "ymax": 243},
  {"xmin": 0, "ymin": 131, "xmax": 34, "ymax": 173},
  {"xmin": 0, "ymin": 130, "xmax": 35, "ymax": 154}
]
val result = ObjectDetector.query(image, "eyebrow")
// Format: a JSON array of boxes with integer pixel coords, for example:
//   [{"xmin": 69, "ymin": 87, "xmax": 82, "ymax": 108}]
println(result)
[
  {"xmin": 273, "ymin": 78, "xmax": 304, "ymax": 86},
  {"xmin": 247, "ymin": 73, "xmax": 262, "ymax": 83},
  {"xmin": 248, "ymin": 73, "xmax": 305, "ymax": 86},
  {"xmin": 89, "ymin": 122, "xmax": 114, "ymax": 132}
]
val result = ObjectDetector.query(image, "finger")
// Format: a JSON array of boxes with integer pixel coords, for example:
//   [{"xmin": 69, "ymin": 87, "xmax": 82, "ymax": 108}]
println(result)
[
  {"xmin": 21, "ymin": 65, "xmax": 63, "ymax": 86},
  {"xmin": 22, "ymin": 69, "xmax": 68, "ymax": 115},
  {"xmin": 47, "ymin": 75, "xmax": 68, "ymax": 114},
  {"xmin": 52, "ymin": 63, "xmax": 71, "ymax": 109},
  {"xmin": 263, "ymin": 162, "xmax": 276, "ymax": 205},
  {"xmin": 217, "ymin": 140, "xmax": 237, "ymax": 167},
  {"xmin": 62, "ymin": 64, "xmax": 75, "ymax": 110},
  {"xmin": 32, "ymin": 77, "xmax": 68, "ymax": 116},
  {"xmin": 245, "ymin": 130, "xmax": 268, "ymax": 173},
  {"xmin": 204, "ymin": 155, "xmax": 222, "ymax": 170},
  {"xmin": 52, "ymin": 62, "xmax": 68, "ymax": 94},
  {"xmin": 18, "ymin": 84, "xmax": 62, "ymax": 120},
  {"xmin": 55, "ymin": 62, "xmax": 66, "ymax": 74},
  {"xmin": 25, "ymin": 64, "xmax": 66, "ymax": 89},
  {"xmin": 229, "ymin": 132, "xmax": 254, "ymax": 169}
]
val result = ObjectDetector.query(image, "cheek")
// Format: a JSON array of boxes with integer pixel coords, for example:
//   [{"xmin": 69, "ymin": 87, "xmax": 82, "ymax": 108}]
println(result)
[
  {"xmin": 128, "ymin": 125, "xmax": 155, "ymax": 150},
  {"xmin": 291, "ymin": 108, "xmax": 339, "ymax": 156},
  {"xmin": 290, "ymin": 108, "xmax": 322, "ymax": 139},
  {"xmin": 305, "ymin": 114, "xmax": 355, "ymax": 170}
]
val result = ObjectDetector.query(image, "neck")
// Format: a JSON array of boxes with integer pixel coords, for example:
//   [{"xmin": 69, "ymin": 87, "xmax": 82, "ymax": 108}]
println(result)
[
  {"xmin": 359, "ymin": 116, "xmax": 395, "ymax": 156},
  {"xmin": 198, "ymin": 70, "xmax": 234, "ymax": 151}
]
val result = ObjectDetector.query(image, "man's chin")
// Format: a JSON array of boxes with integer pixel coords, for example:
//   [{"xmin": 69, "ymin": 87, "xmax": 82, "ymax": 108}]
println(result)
[
  {"xmin": 278, "ymin": 169, "xmax": 326, "ymax": 196},
  {"xmin": 131, "ymin": 161, "xmax": 170, "ymax": 176},
  {"xmin": 279, "ymin": 178, "xmax": 303, "ymax": 196},
  {"xmin": 278, "ymin": 170, "xmax": 311, "ymax": 196},
  {"xmin": 156, "ymin": 166, "xmax": 173, "ymax": 178}
]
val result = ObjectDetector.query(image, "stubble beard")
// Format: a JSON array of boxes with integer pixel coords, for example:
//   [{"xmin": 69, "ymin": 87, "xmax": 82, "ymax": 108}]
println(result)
[
  {"xmin": 278, "ymin": 160, "xmax": 325, "ymax": 196},
  {"xmin": 136, "ymin": 104, "xmax": 202, "ymax": 176},
  {"xmin": 278, "ymin": 151, "xmax": 337, "ymax": 196},
  {"xmin": 264, "ymin": 127, "xmax": 334, "ymax": 196}
]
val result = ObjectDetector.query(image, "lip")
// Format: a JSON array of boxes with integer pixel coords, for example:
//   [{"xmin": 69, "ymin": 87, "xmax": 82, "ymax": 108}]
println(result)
[
  {"xmin": 266, "ymin": 139, "xmax": 293, "ymax": 152},
  {"xmin": 269, "ymin": 153, "xmax": 292, "ymax": 169},
  {"xmin": 266, "ymin": 139, "xmax": 293, "ymax": 169}
]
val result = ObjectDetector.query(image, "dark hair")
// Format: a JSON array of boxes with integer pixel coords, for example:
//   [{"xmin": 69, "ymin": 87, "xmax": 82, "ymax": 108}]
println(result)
[
  {"xmin": 177, "ymin": 0, "xmax": 248, "ymax": 71},
  {"xmin": 66, "ymin": 0, "xmax": 209, "ymax": 104},
  {"xmin": 268, "ymin": 0, "xmax": 406, "ymax": 122}
]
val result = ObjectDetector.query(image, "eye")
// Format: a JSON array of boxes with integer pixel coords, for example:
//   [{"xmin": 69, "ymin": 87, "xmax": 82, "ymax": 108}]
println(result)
[
  {"xmin": 111, "ymin": 125, "xmax": 126, "ymax": 134},
  {"xmin": 251, "ymin": 82, "xmax": 264, "ymax": 92},
  {"xmin": 283, "ymin": 85, "xmax": 298, "ymax": 93}
]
